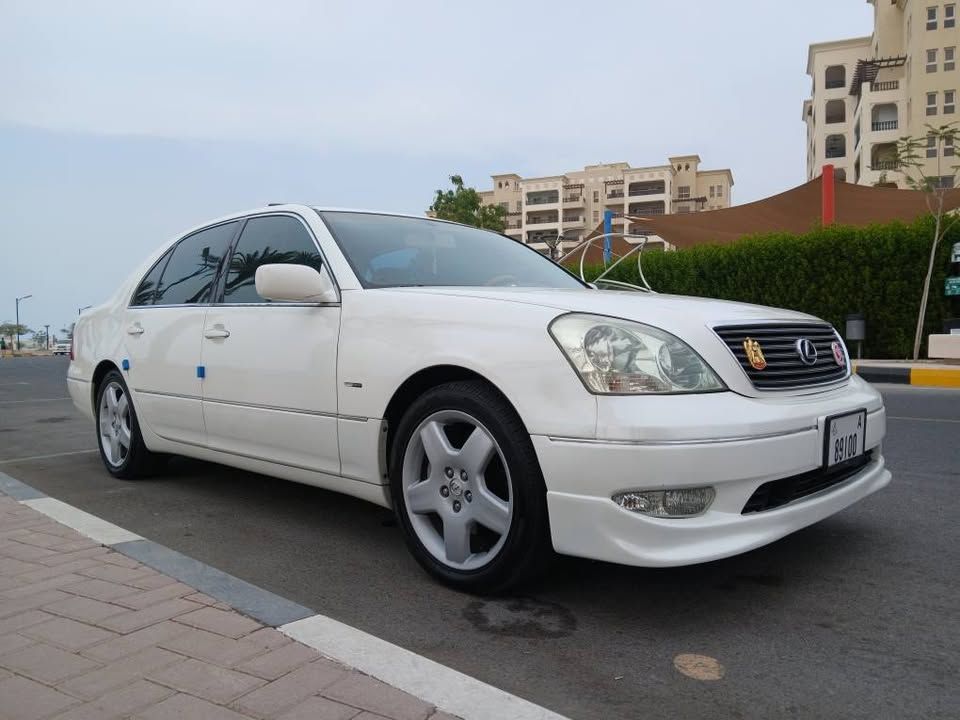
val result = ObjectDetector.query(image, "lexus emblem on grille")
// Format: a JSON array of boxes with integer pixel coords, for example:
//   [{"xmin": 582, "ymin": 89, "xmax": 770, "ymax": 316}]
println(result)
[
  {"xmin": 795, "ymin": 338, "xmax": 818, "ymax": 366},
  {"xmin": 743, "ymin": 337, "xmax": 767, "ymax": 370},
  {"xmin": 831, "ymin": 341, "xmax": 846, "ymax": 367}
]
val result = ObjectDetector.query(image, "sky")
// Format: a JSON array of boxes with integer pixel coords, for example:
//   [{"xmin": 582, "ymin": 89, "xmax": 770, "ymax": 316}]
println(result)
[{"xmin": 0, "ymin": 0, "xmax": 874, "ymax": 336}]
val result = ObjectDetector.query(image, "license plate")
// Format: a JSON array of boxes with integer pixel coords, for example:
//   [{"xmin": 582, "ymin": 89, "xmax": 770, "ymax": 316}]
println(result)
[{"xmin": 824, "ymin": 409, "xmax": 867, "ymax": 467}]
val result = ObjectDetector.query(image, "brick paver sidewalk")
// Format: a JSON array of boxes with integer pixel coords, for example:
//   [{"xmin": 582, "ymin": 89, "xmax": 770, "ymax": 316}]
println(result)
[{"xmin": 0, "ymin": 496, "xmax": 457, "ymax": 720}]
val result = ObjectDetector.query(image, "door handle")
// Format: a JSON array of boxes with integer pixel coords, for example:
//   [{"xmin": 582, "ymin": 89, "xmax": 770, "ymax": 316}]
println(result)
[
  {"xmin": 204, "ymin": 327, "xmax": 230, "ymax": 339},
  {"xmin": 126, "ymin": 324, "xmax": 144, "ymax": 336}
]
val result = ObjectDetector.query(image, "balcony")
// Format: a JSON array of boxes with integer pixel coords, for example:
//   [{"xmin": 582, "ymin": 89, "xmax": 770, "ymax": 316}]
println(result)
[
  {"xmin": 504, "ymin": 220, "xmax": 522, "ymax": 230},
  {"xmin": 871, "ymin": 80, "xmax": 899, "ymax": 92},
  {"xmin": 872, "ymin": 120, "xmax": 898, "ymax": 132},
  {"xmin": 628, "ymin": 180, "xmax": 666, "ymax": 197},
  {"xmin": 871, "ymin": 160, "xmax": 900, "ymax": 170},
  {"xmin": 526, "ymin": 196, "xmax": 559, "ymax": 206},
  {"xmin": 563, "ymin": 194, "xmax": 584, "ymax": 204},
  {"xmin": 606, "ymin": 190, "xmax": 624, "ymax": 199},
  {"xmin": 562, "ymin": 215, "xmax": 584, "ymax": 226}
]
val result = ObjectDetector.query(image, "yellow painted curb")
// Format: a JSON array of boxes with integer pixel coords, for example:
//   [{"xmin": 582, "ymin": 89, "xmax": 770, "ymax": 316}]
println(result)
[{"xmin": 910, "ymin": 368, "xmax": 960, "ymax": 388}]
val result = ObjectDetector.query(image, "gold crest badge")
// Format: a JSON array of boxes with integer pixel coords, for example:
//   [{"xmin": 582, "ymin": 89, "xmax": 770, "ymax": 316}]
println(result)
[{"xmin": 743, "ymin": 337, "xmax": 767, "ymax": 370}]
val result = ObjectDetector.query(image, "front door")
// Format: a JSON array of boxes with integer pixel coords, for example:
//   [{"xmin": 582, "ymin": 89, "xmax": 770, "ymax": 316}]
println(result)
[
  {"xmin": 200, "ymin": 214, "xmax": 341, "ymax": 476},
  {"xmin": 124, "ymin": 221, "xmax": 239, "ymax": 445}
]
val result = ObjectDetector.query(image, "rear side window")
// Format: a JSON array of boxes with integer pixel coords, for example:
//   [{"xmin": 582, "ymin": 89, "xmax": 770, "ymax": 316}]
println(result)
[
  {"xmin": 154, "ymin": 222, "xmax": 238, "ymax": 306},
  {"xmin": 131, "ymin": 251, "xmax": 171, "ymax": 306},
  {"xmin": 221, "ymin": 216, "xmax": 324, "ymax": 303}
]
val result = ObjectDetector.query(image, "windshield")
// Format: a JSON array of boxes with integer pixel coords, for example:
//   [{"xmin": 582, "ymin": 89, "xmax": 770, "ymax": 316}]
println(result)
[{"xmin": 317, "ymin": 211, "xmax": 586, "ymax": 289}]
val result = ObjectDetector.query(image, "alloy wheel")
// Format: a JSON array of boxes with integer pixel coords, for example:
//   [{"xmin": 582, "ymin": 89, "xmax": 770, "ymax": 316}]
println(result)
[
  {"xmin": 401, "ymin": 410, "xmax": 514, "ymax": 571},
  {"xmin": 98, "ymin": 381, "xmax": 131, "ymax": 468}
]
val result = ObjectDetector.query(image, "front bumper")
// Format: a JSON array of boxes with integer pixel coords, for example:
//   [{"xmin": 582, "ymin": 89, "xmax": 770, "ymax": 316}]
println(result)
[{"xmin": 533, "ymin": 378, "xmax": 891, "ymax": 567}]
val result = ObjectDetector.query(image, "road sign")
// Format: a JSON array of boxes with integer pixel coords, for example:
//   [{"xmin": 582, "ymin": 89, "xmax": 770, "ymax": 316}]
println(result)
[{"xmin": 946, "ymin": 276, "xmax": 960, "ymax": 297}]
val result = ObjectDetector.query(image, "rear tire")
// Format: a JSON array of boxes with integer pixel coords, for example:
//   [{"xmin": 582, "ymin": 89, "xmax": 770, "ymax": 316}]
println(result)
[
  {"xmin": 95, "ymin": 369, "xmax": 160, "ymax": 479},
  {"xmin": 390, "ymin": 380, "xmax": 552, "ymax": 594}
]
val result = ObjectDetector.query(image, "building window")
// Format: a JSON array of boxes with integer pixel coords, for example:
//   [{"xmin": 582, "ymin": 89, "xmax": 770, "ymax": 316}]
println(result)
[
  {"xmin": 499, "ymin": 202, "xmax": 508, "ymax": 212},
  {"xmin": 716, "ymin": 185, "xmax": 723, "ymax": 198},
  {"xmin": 946, "ymin": 90, "xmax": 956, "ymax": 114},
  {"xmin": 927, "ymin": 134, "xmax": 938, "ymax": 157},
  {"xmin": 927, "ymin": 92, "xmax": 938, "ymax": 115},
  {"xmin": 825, "ymin": 65, "xmax": 846, "ymax": 89},
  {"xmin": 935, "ymin": 175, "xmax": 955, "ymax": 188},
  {"xmin": 592, "ymin": 210, "xmax": 599, "ymax": 222},
  {"xmin": 709, "ymin": 186, "xmax": 715, "ymax": 198},
  {"xmin": 946, "ymin": 136, "xmax": 956, "ymax": 157},
  {"xmin": 947, "ymin": 47, "xmax": 957, "ymax": 71},
  {"xmin": 515, "ymin": 200, "xmax": 522, "ymax": 212},
  {"xmin": 927, "ymin": 6, "xmax": 938, "ymax": 30},
  {"xmin": 592, "ymin": 190, "xmax": 599, "ymax": 202},
  {"xmin": 946, "ymin": 4, "xmax": 956, "ymax": 28},
  {"xmin": 927, "ymin": 48, "xmax": 938, "ymax": 72},
  {"xmin": 677, "ymin": 186, "xmax": 690, "ymax": 200}
]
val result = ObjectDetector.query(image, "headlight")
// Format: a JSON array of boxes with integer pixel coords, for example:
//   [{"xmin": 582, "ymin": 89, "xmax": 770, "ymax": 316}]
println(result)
[{"xmin": 549, "ymin": 313, "xmax": 725, "ymax": 394}]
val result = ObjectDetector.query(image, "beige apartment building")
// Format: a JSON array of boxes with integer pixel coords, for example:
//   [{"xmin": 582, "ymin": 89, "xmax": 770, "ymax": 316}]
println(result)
[
  {"xmin": 804, "ymin": 0, "xmax": 957, "ymax": 187},
  {"xmin": 478, "ymin": 156, "xmax": 733, "ymax": 253}
]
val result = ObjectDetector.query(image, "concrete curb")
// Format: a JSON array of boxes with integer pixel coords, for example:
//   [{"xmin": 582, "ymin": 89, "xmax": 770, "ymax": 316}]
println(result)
[
  {"xmin": 854, "ymin": 364, "xmax": 960, "ymax": 388},
  {"xmin": 0, "ymin": 470, "xmax": 569, "ymax": 720}
]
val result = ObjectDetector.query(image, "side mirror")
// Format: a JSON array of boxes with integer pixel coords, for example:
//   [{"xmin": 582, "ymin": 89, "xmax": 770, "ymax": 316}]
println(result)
[{"xmin": 254, "ymin": 264, "xmax": 338, "ymax": 303}]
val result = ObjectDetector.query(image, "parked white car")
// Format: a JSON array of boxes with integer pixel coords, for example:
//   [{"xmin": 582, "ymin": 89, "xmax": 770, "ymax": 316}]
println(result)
[
  {"xmin": 68, "ymin": 205, "xmax": 891, "ymax": 592},
  {"xmin": 52, "ymin": 343, "xmax": 71, "ymax": 356}
]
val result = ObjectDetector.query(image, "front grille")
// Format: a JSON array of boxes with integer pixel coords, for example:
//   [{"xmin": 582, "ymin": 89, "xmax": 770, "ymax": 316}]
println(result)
[
  {"xmin": 742, "ymin": 451, "xmax": 874, "ymax": 514},
  {"xmin": 713, "ymin": 322, "xmax": 849, "ymax": 390}
]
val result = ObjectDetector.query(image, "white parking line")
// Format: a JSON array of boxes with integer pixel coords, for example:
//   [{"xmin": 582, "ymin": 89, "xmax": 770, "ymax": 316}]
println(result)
[
  {"xmin": 0, "ymin": 449, "xmax": 98, "ymax": 465},
  {"xmin": 0, "ymin": 397, "xmax": 72, "ymax": 404},
  {"xmin": 21, "ymin": 497, "xmax": 142, "ymax": 544},
  {"xmin": 281, "ymin": 614, "xmax": 568, "ymax": 720}
]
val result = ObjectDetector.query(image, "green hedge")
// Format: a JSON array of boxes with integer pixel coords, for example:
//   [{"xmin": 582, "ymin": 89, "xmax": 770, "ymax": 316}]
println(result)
[{"xmin": 583, "ymin": 217, "xmax": 958, "ymax": 359}]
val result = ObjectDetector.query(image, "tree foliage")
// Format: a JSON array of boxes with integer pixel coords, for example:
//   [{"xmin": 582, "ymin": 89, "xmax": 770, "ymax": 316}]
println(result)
[
  {"xmin": 581, "ymin": 217, "xmax": 957, "ymax": 359},
  {"xmin": 429, "ymin": 175, "xmax": 506, "ymax": 231},
  {"xmin": 892, "ymin": 122, "xmax": 958, "ymax": 358}
]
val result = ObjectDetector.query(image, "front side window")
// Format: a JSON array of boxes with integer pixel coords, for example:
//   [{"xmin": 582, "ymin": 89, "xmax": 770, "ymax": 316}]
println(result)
[
  {"xmin": 222, "ymin": 216, "xmax": 324, "ymax": 303},
  {"xmin": 154, "ymin": 222, "xmax": 238, "ymax": 306},
  {"xmin": 319, "ymin": 212, "xmax": 585, "ymax": 289}
]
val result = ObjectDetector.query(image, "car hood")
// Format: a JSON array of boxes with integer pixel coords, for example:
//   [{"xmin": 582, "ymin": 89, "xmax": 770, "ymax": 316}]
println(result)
[
  {"xmin": 381, "ymin": 287, "xmax": 819, "ymax": 326},
  {"xmin": 377, "ymin": 287, "xmax": 842, "ymax": 398}
]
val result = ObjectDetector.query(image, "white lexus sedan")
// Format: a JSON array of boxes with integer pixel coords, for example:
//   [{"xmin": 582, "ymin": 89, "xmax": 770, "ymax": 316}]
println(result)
[{"xmin": 68, "ymin": 205, "xmax": 891, "ymax": 592}]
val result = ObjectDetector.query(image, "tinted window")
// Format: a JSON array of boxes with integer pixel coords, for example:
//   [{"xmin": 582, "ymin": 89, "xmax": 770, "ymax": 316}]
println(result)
[
  {"xmin": 155, "ymin": 222, "xmax": 237, "ymax": 305},
  {"xmin": 131, "ymin": 250, "xmax": 172, "ymax": 306},
  {"xmin": 222, "ymin": 216, "xmax": 323, "ymax": 303},
  {"xmin": 319, "ymin": 212, "xmax": 585, "ymax": 289}
]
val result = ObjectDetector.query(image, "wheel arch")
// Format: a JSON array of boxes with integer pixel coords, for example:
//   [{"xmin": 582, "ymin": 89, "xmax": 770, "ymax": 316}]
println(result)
[
  {"xmin": 91, "ymin": 360, "xmax": 121, "ymax": 413},
  {"xmin": 382, "ymin": 365, "xmax": 529, "ymax": 476}
]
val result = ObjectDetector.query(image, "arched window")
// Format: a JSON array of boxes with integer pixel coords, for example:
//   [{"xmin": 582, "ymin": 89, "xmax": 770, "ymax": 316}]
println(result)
[
  {"xmin": 825, "ymin": 65, "xmax": 846, "ymax": 89},
  {"xmin": 825, "ymin": 134, "xmax": 846, "ymax": 159},
  {"xmin": 825, "ymin": 99, "xmax": 846, "ymax": 124}
]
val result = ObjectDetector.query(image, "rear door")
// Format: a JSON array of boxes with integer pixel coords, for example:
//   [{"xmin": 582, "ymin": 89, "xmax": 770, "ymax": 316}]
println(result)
[
  {"xmin": 200, "ymin": 214, "xmax": 342, "ymax": 475},
  {"xmin": 123, "ymin": 221, "xmax": 239, "ymax": 445}
]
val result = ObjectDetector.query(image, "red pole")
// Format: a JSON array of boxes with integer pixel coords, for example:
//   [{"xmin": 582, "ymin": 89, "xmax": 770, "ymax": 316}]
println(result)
[{"xmin": 821, "ymin": 164, "xmax": 835, "ymax": 225}]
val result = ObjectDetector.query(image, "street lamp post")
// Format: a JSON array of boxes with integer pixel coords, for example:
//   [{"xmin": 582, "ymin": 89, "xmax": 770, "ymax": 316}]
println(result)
[
  {"xmin": 15, "ymin": 294, "xmax": 32, "ymax": 353},
  {"xmin": 44, "ymin": 324, "xmax": 50, "ymax": 350}
]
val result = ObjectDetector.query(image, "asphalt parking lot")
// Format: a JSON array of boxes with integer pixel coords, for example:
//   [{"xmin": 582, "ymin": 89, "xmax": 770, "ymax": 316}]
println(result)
[{"xmin": 1, "ymin": 356, "xmax": 958, "ymax": 720}]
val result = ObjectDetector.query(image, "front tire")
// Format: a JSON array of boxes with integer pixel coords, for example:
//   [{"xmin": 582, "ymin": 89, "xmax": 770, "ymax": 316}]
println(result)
[
  {"xmin": 390, "ymin": 380, "xmax": 551, "ymax": 594},
  {"xmin": 95, "ymin": 369, "xmax": 158, "ymax": 479}
]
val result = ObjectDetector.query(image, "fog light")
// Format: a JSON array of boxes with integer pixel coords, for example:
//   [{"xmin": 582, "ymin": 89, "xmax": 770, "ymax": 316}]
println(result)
[{"xmin": 612, "ymin": 487, "xmax": 715, "ymax": 517}]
